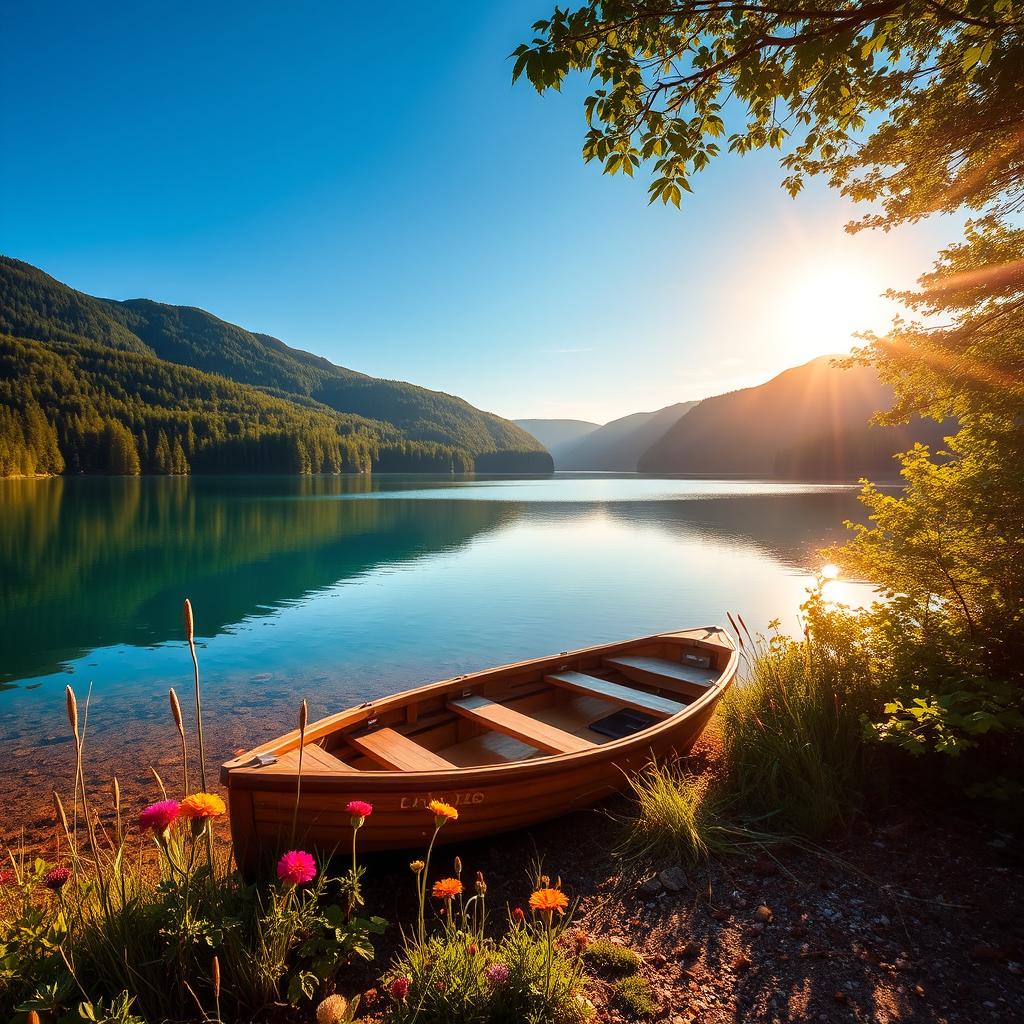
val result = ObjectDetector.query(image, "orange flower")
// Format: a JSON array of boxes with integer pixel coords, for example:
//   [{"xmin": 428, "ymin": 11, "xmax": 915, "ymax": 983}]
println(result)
[
  {"xmin": 180, "ymin": 792, "xmax": 226, "ymax": 819},
  {"xmin": 432, "ymin": 877, "xmax": 463, "ymax": 901},
  {"xmin": 529, "ymin": 887, "xmax": 569, "ymax": 916},
  {"xmin": 427, "ymin": 799, "xmax": 458, "ymax": 825}
]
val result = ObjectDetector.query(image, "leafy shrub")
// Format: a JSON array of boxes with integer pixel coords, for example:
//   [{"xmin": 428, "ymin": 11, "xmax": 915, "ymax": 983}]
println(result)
[{"xmin": 580, "ymin": 939, "xmax": 640, "ymax": 975}]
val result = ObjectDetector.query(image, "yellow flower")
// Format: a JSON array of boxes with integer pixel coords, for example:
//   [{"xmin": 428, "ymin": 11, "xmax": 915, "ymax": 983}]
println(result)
[
  {"xmin": 409, "ymin": 860, "xmax": 426, "ymax": 874},
  {"xmin": 427, "ymin": 799, "xmax": 458, "ymax": 825},
  {"xmin": 179, "ymin": 792, "xmax": 226, "ymax": 819},
  {"xmin": 316, "ymin": 994, "xmax": 349, "ymax": 1024},
  {"xmin": 432, "ymin": 877, "xmax": 463, "ymax": 901},
  {"xmin": 529, "ymin": 888, "xmax": 569, "ymax": 915}
]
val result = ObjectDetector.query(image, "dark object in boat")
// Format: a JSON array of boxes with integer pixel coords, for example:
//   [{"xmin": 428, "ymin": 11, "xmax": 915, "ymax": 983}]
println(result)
[{"xmin": 588, "ymin": 708, "xmax": 659, "ymax": 740}]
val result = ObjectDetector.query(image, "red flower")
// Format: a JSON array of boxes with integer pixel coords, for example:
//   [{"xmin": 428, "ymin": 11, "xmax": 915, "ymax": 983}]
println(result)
[
  {"xmin": 512, "ymin": 906, "xmax": 526, "ymax": 921},
  {"xmin": 389, "ymin": 976, "xmax": 410, "ymax": 1001},
  {"xmin": 0, "ymin": 869, "xmax": 13, "ymax": 886},
  {"xmin": 44, "ymin": 866, "xmax": 71, "ymax": 891}
]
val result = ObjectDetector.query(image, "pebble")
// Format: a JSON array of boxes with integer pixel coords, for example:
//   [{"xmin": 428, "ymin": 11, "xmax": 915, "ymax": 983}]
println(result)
[
  {"xmin": 638, "ymin": 875, "xmax": 664, "ymax": 896},
  {"xmin": 659, "ymin": 865, "xmax": 687, "ymax": 892}
]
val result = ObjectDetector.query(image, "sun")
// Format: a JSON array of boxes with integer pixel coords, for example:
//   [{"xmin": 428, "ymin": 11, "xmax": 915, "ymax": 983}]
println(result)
[{"xmin": 775, "ymin": 262, "xmax": 889, "ymax": 366}]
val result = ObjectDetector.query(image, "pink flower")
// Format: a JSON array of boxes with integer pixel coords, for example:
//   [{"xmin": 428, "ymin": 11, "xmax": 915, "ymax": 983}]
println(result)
[
  {"xmin": 485, "ymin": 963, "xmax": 509, "ymax": 986},
  {"xmin": 44, "ymin": 866, "xmax": 71, "ymax": 891},
  {"xmin": 346, "ymin": 800, "xmax": 373, "ymax": 826},
  {"xmin": 389, "ymin": 976, "xmax": 410, "ymax": 1001},
  {"xmin": 138, "ymin": 799, "xmax": 180, "ymax": 835},
  {"xmin": 277, "ymin": 849, "xmax": 317, "ymax": 886}
]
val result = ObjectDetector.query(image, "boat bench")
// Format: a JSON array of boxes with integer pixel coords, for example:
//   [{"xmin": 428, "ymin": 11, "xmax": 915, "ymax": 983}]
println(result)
[
  {"xmin": 545, "ymin": 670, "xmax": 688, "ymax": 718},
  {"xmin": 603, "ymin": 655, "xmax": 717, "ymax": 698},
  {"xmin": 348, "ymin": 727, "xmax": 456, "ymax": 771},
  {"xmin": 448, "ymin": 694, "xmax": 595, "ymax": 754}
]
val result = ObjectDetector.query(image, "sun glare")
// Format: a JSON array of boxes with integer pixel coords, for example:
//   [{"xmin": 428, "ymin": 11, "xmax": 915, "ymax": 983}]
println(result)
[{"xmin": 776, "ymin": 263, "xmax": 888, "ymax": 366}]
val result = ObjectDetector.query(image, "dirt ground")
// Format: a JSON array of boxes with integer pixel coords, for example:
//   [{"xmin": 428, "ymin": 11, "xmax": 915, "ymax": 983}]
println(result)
[{"xmin": 4, "ymin": 735, "xmax": 1022, "ymax": 1024}]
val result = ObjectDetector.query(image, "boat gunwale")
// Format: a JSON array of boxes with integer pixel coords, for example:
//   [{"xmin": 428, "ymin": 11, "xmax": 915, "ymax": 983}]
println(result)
[{"xmin": 221, "ymin": 626, "xmax": 738, "ymax": 790}]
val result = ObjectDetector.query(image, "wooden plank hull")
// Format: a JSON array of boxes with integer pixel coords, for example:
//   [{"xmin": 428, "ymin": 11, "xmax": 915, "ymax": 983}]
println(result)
[{"xmin": 223, "ymin": 627, "xmax": 736, "ymax": 874}]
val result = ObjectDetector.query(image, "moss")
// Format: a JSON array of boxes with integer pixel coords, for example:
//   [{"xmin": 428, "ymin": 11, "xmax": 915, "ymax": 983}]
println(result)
[
  {"xmin": 613, "ymin": 976, "xmax": 658, "ymax": 1018},
  {"xmin": 581, "ymin": 939, "xmax": 641, "ymax": 975}
]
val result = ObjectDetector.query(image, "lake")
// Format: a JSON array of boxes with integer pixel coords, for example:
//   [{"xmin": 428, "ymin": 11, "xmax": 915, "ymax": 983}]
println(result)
[{"xmin": 0, "ymin": 474, "xmax": 875, "ymax": 822}]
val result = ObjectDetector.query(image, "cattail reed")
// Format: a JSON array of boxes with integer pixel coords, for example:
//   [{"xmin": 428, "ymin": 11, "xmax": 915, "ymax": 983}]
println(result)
[
  {"xmin": 169, "ymin": 687, "xmax": 189, "ymax": 796},
  {"xmin": 184, "ymin": 598, "xmax": 208, "ymax": 792},
  {"xmin": 212, "ymin": 954, "xmax": 222, "ymax": 1023},
  {"xmin": 290, "ymin": 699, "xmax": 308, "ymax": 845},
  {"xmin": 66, "ymin": 684, "xmax": 80, "ymax": 742}
]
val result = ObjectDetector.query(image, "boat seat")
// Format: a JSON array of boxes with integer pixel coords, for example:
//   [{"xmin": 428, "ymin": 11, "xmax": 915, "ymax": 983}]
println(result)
[
  {"xmin": 347, "ymin": 728, "xmax": 456, "ymax": 771},
  {"xmin": 603, "ymin": 655, "xmax": 717, "ymax": 697},
  {"xmin": 448, "ymin": 695, "xmax": 595, "ymax": 754},
  {"xmin": 545, "ymin": 671, "xmax": 689, "ymax": 718}
]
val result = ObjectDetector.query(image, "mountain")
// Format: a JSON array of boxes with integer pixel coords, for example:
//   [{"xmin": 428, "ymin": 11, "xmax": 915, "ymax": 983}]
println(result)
[
  {"xmin": 519, "ymin": 402, "xmax": 698, "ymax": 471},
  {"xmin": 639, "ymin": 356, "xmax": 947, "ymax": 478},
  {"xmin": 0, "ymin": 257, "xmax": 551, "ymax": 476},
  {"xmin": 515, "ymin": 419, "xmax": 600, "ymax": 459}
]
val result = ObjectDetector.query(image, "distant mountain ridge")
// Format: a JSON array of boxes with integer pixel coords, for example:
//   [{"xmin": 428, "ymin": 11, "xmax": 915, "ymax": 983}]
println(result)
[
  {"xmin": 0, "ymin": 257, "xmax": 551, "ymax": 476},
  {"xmin": 639, "ymin": 356, "xmax": 947, "ymax": 478},
  {"xmin": 514, "ymin": 419, "xmax": 600, "ymax": 460},
  {"xmin": 518, "ymin": 402, "xmax": 697, "ymax": 471}
]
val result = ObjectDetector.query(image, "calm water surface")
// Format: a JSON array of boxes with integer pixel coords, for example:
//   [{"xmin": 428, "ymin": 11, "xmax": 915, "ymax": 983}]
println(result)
[{"xmin": 0, "ymin": 474, "xmax": 874, "ymax": 771}]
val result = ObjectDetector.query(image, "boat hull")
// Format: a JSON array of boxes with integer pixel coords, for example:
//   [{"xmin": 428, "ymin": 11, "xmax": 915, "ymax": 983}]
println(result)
[{"xmin": 223, "ymin": 628, "xmax": 736, "ymax": 873}]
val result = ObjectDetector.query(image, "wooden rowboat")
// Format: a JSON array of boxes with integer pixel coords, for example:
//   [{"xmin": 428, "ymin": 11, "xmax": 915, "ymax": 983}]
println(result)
[{"xmin": 221, "ymin": 626, "xmax": 737, "ymax": 873}]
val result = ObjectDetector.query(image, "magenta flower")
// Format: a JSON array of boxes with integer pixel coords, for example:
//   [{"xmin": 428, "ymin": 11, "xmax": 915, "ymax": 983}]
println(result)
[
  {"xmin": 485, "ymin": 963, "xmax": 509, "ymax": 986},
  {"xmin": 277, "ymin": 849, "xmax": 317, "ymax": 886},
  {"xmin": 44, "ymin": 866, "xmax": 71, "ymax": 891},
  {"xmin": 389, "ymin": 976, "xmax": 410, "ymax": 1001},
  {"xmin": 346, "ymin": 799, "xmax": 373, "ymax": 828},
  {"xmin": 138, "ymin": 799, "xmax": 180, "ymax": 835}
]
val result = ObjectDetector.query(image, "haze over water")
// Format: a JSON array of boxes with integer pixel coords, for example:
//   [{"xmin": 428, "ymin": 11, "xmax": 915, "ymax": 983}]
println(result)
[{"xmin": 0, "ymin": 474, "xmax": 873, "ymax": 783}]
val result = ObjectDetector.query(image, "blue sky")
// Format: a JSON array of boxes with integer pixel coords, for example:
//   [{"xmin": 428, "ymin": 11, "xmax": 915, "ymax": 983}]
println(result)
[{"xmin": 3, "ymin": 2, "xmax": 953, "ymax": 423}]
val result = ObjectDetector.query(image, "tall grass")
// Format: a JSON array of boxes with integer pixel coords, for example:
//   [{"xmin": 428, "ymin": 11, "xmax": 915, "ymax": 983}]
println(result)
[
  {"xmin": 719, "ymin": 595, "xmax": 878, "ymax": 837},
  {"xmin": 620, "ymin": 590, "xmax": 881, "ymax": 864}
]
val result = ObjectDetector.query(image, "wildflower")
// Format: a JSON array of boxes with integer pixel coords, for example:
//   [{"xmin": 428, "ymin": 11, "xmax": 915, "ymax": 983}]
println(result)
[
  {"xmin": 512, "ymin": 906, "xmax": 526, "ymax": 921},
  {"xmin": 434, "ymin": 981, "xmax": 447, "ymax": 993},
  {"xmin": 362, "ymin": 988, "xmax": 378, "ymax": 1007},
  {"xmin": 432, "ymin": 877, "xmax": 463, "ymax": 901},
  {"xmin": 453, "ymin": 855, "xmax": 462, "ymax": 875},
  {"xmin": 467, "ymin": 942, "xmax": 477, "ymax": 955},
  {"xmin": 485, "ymin": 963, "xmax": 510, "ymax": 986},
  {"xmin": 427, "ymin": 799, "xmax": 458, "ymax": 825},
  {"xmin": 315, "ymin": 994, "xmax": 349, "ymax": 1024},
  {"xmin": 571, "ymin": 928, "xmax": 589, "ymax": 952},
  {"xmin": 346, "ymin": 799, "xmax": 373, "ymax": 827},
  {"xmin": 277, "ymin": 849, "xmax": 317, "ymax": 886},
  {"xmin": 0, "ymin": 869, "xmax": 13, "ymax": 886},
  {"xmin": 179, "ymin": 792, "xmax": 226, "ymax": 818},
  {"xmin": 138, "ymin": 799, "xmax": 180, "ymax": 835},
  {"xmin": 410, "ymin": 859, "xmax": 425, "ymax": 874},
  {"xmin": 475, "ymin": 869, "xmax": 487, "ymax": 896},
  {"xmin": 44, "ymin": 866, "xmax": 71, "ymax": 891},
  {"xmin": 388, "ymin": 976, "xmax": 410, "ymax": 1001},
  {"xmin": 529, "ymin": 888, "xmax": 569, "ymax": 916}
]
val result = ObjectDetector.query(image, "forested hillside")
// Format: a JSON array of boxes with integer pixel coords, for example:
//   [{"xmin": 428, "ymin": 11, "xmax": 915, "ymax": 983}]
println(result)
[
  {"xmin": 0, "ymin": 257, "xmax": 551, "ymax": 476},
  {"xmin": 639, "ymin": 357, "xmax": 948, "ymax": 478}
]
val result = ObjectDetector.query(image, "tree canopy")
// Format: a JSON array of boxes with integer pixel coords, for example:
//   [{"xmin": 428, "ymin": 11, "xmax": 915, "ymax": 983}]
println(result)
[{"xmin": 513, "ymin": 0, "xmax": 1022, "ymax": 225}]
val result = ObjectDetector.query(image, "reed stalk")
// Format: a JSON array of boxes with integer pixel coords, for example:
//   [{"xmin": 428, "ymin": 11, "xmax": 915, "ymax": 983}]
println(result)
[
  {"xmin": 212, "ymin": 954, "xmax": 222, "ymax": 1024},
  {"xmin": 290, "ymin": 700, "xmax": 308, "ymax": 846},
  {"xmin": 110, "ymin": 776, "xmax": 122, "ymax": 847},
  {"xmin": 150, "ymin": 766, "xmax": 168, "ymax": 799},
  {"xmin": 169, "ymin": 687, "xmax": 189, "ymax": 796},
  {"xmin": 184, "ymin": 599, "xmax": 207, "ymax": 791}
]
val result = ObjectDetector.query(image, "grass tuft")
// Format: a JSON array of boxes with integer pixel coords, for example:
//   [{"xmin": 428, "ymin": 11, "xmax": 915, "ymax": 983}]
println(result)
[
  {"xmin": 612, "ymin": 975, "xmax": 657, "ymax": 1018},
  {"xmin": 581, "ymin": 939, "xmax": 641, "ymax": 975}
]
